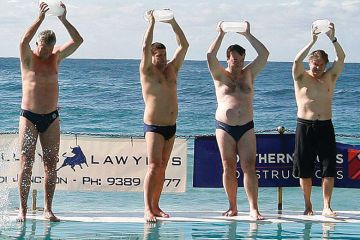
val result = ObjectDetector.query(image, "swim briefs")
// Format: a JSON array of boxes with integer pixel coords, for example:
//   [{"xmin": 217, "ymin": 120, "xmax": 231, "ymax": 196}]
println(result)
[
  {"xmin": 143, "ymin": 123, "xmax": 176, "ymax": 140},
  {"xmin": 20, "ymin": 109, "xmax": 59, "ymax": 133},
  {"xmin": 215, "ymin": 120, "xmax": 254, "ymax": 142}
]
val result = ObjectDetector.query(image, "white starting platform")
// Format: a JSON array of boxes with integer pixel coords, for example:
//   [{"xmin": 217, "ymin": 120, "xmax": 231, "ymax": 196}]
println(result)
[{"xmin": 7, "ymin": 210, "xmax": 360, "ymax": 224}]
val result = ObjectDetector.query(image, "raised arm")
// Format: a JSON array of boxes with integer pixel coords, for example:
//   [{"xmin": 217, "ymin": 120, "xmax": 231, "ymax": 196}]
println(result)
[
  {"xmin": 20, "ymin": 3, "xmax": 48, "ymax": 68},
  {"xmin": 292, "ymin": 29, "xmax": 318, "ymax": 81},
  {"xmin": 326, "ymin": 23, "xmax": 345, "ymax": 79},
  {"xmin": 166, "ymin": 18, "xmax": 189, "ymax": 73},
  {"xmin": 140, "ymin": 10, "xmax": 155, "ymax": 74},
  {"xmin": 57, "ymin": 3, "xmax": 83, "ymax": 62},
  {"xmin": 241, "ymin": 22, "xmax": 269, "ymax": 77},
  {"xmin": 207, "ymin": 23, "xmax": 225, "ymax": 80}
]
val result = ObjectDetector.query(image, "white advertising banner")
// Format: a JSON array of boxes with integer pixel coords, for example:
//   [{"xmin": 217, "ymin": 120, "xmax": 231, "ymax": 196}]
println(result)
[{"xmin": 0, "ymin": 134, "xmax": 187, "ymax": 192}]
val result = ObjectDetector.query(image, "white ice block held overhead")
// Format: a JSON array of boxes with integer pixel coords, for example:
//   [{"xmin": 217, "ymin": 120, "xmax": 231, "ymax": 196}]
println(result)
[
  {"xmin": 312, "ymin": 19, "xmax": 331, "ymax": 34},
  {"xmin": 39, "ymin": 0, "xmax": 65, "ymax": 16},
  {"xmin": 220, "ymin": 21, "xmax": 247, "ymax": 33},
  {"xmin": 144, "ymin": 9, "xmax": 174, "ymax": 22}
]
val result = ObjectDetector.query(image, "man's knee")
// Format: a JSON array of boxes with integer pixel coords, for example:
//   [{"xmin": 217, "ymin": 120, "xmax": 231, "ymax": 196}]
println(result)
[
  {"xmin": 19, "ymin": 153, "xmax": 35, "ymax": 168},
  {"xmin": 147, "ymin": 161, "xmax": 163, "ymax": 173},
  {"xmin": 20, "ymin": 145, "xmax": 36, "ymax": 158},
  {"xmin": 222, "ymin": 160, "xmax": 237, "ymax": 174},
  {"xmin": 240, "ymin": 159, "xmax": 256, "ymax": 173},
  {"xmin": 42, "ymin": 147, "xmax": 59, "ymax": 162}
]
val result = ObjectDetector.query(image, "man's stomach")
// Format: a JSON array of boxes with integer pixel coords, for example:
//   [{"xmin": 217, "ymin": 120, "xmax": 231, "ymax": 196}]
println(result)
[
  {"xmin": 21, "ymin": 96, "xmax": 58, "ymax": 114},
  {"xmin": 297, "ymin": 109, "xmax": 332, "ymax": 120},
  {"xmin": 296, "ymin": 101, "xmax": 332, "ymax": 120},
  {"xmin": 215, "ymin": 105, "xmax": 253, "ymax": 126},
  {"xmin": 143, "ymin": 107, "xmax": 178, "ymax": 126}
]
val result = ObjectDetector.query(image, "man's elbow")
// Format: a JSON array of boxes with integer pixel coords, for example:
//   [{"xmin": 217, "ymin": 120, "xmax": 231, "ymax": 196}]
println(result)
[
  {"xmin": 20, "ymin": 36, "xmax": 30, "ymax": 47},
  {"xmin": 77, "ymin": 36, "xmax": 84, "ymax": 45},
  {"xmin": 181, "ymin": 41, "xmax": 189, "ymax": 51},
  {"xmin": 335, "ymin": 54, "xmax": 345, "ymax": 64},
  {"xmin": 293, "ymin": 58, "xmax": 303, "ymax": 65},
  {"xmin": 19, "ymin": 40, "xmax": 25, "ymax": 49},
  {"xmin": 263, "ymin": 49, "xmax": 270, "ymax": 60},
  {"xmin": 207, "ymin": 52, "xmax": 215, "ymax": 60},
  {"xmin": 184, "ymin": 41, "xmax": 189, "ymax": 49},
  {"xmin": 339, "ymin": 52, "xmax": 346, "ymax": 61}
]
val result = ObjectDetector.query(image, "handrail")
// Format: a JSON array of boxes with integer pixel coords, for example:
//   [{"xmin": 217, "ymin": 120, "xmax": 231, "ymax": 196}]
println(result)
[{"xmin": 1, "ymin": 126, "xmax": 359, "ymax": 139}]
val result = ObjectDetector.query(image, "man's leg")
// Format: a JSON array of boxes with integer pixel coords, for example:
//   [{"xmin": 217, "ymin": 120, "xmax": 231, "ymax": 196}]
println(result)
[
  {"xmin": 144, "ymin": 132, "xmax": 165, "ymax": 222},
  {"xmin": 322, "ymin": 177, "xmax": 336, "ymax": 217},
  {"xmin": 317, "ymin": 122, "xmax": 336, "ymax": 217},
  {"xmin": 237, "ymin": 129, "xmax": 263, "ymax": 220},
  {"xmin": 39, "ymin": 118, "xmax": 60, "ymax": 222},
  {"xmin": 17, "ymin": 117, "xmax": 38, "ymax": 222},
  {"xmin": 151, "ymin": 135, "xmax": 175, "ymax": 218},
  {"xmin": 215, "ymin": 129, "xmax": 238, "ymax": 217},
  {"xmin": 300, "ymin": 178, "xmax": 313, "ymax": 215}
]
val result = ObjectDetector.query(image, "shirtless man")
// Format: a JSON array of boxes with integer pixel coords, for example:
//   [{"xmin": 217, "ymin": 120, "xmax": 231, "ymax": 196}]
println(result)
[
  {"xmin": 140, "ymin": 11, "xmax": 188, "ymax": 222},
  {"xmin": 207, "ymin": 22, "xmax": 269, "ymax": 220},
  {"xmin": 18, "ymin": 2, "xmax": 83, "ymax": 222},
  {"xmin": 292, "ymin": 23, "xmax": 345, "ymax": 217}
]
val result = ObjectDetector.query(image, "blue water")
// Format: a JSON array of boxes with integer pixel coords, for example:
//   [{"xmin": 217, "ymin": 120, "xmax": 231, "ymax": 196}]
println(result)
[
  {"xmin": 1, "ymin": 58, "xmax": 359, "ymax": 139},
  {"xmin": 0, "ymin": 58, "xmax": 360, "ymax": 239}
]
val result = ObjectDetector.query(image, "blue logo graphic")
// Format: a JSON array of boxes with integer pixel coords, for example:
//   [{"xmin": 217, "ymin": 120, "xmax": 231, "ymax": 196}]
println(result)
[{"xmin": 57, "ymin": 146, "xmax": 88, "ymax": 171}]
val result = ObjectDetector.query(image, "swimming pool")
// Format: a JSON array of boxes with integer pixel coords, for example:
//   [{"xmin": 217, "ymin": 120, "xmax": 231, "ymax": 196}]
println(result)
[{"xmin": 1, "ymin": 186, "xmax": 360, "ymax": 239}]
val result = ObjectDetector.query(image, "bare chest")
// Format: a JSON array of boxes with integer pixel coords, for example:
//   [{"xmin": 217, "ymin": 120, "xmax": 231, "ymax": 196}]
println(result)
[
  {"xmin": 219, "ymin": 75, "xmax": 253, "ymax": 96},
  {"xmin": 298, "ymin": 78, "xmax": 333, "ymax": 99}
]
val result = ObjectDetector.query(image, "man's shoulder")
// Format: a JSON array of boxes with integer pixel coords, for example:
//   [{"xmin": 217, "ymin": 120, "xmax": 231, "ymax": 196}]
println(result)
[
  {"xmin": 141, "ymin": 68, "xmax": 164, "ymax": 83},
  {"xmin": 165, "ymin": 62, "xmax": 177, "ymax": 72},
  {"xmin": 293, "ymin": 70, "xmax": 311, "ymax": 82},
  {"xmin": 20, "ymin": 51, "xmax": 35, "ymax": 69},
  {"xmin": 213, "ymin": 69, "xmax": 230, "ymax": 83}
]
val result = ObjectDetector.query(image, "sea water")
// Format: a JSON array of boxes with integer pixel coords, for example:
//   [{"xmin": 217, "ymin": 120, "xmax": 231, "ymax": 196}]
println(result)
[{"xmin": 0, "ymin": 58, "xmax": 359, "ymax": 239}]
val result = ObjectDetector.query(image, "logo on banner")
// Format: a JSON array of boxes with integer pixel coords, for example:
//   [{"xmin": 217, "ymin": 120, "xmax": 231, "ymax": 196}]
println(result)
[
  {"xmin": 348, "ymin": 149, "xmax": 360, "ymax": 180},
  {"xmin": 57, "ymin": 146, "xmax": 88, "ymax": 171}
]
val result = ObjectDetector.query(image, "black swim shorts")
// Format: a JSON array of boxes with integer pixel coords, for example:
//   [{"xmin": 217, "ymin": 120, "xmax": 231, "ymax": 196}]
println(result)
[{"xmin": 293, "ymin": 118, "xmax": 337, "ymax": 178}]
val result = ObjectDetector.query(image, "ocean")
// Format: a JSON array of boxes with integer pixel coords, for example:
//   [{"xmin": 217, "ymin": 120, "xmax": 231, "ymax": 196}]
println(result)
[
  {"xmin": 1, "ymin": 58, "xmax": 359, "ymax": 138},
  {"xmin": 0, "ymin": 58, "xmax": 359, "ymax": 239}
]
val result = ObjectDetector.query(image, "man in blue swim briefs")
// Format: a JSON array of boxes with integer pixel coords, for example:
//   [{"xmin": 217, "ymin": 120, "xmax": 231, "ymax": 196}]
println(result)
[
  {"xmin": 18, "ymin": 2, "xmax": 83, "ymax": 222},
  {"xmin": 207, "ymin": 21, "xmax": 269, "ymax": 220},
  {"xmin": 140, "ymin": 10, "xmax": 188, "ymax": 222},
  {"xmin": 292, "ymin": 22, "xmax": 345, "ymax": 217}
]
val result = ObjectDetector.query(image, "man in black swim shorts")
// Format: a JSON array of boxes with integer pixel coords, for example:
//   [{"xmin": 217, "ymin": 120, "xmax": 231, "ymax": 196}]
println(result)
[
  {"xmin": 292, "ymin": 22, "xmax": 345, "ymax": 217},
  {"xmin": 18, "ymin": 2, "xmax": 83, "ymax": 222},
  {"xmin": 207, "ymin": 21, "xmax": 269, "ymax": 220},
  {"xmin": 140, "ymin": 11, "xmax": 188, "ymax": 222}
]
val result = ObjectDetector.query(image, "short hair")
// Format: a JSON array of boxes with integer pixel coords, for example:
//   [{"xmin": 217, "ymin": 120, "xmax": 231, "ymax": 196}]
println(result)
[
  {"xmin": 37, "ymin": 30, "xmax": 56, "ymax": 46},
  {"xmin": 226, "ymin": 44, "xmax": 246, "ymax": 59},
  {"xmin": 308, "ymin": 50, "xmax": 329, "ymax": 64},
  {"xmin": 151, "ymin": 42, "xmax": 166, "ymax": 55}
]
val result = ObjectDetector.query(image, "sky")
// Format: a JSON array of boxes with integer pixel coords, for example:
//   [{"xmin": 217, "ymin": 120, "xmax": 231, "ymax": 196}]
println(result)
[{"xmin": 1, "ymin": 0, "xmax": 360, "ymax": 62}]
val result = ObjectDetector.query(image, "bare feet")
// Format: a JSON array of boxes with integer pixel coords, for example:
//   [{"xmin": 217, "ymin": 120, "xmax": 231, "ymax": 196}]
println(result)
[
  {"xmin": 17, "ymin": 209, "xmax": 26, "ymax": 222},
  {"xmin": 144, "ymin": 210, "xmax": 157, "ymax": 223},
  {"xmin": 322, "ymin": 208, "xmax": 336, "ymax": 217},
  {"xmin": 155, "ymin": 211, "xmax": 170, "ymax": 218},
  {"xmin": 154, "ymin": 208, "xmax": 170, "ymax": 218},
  {"xmin": 304, "ymin": 208, "xmax": 314, "ymax": 216},
  {"xmin": 222, "ymin": 209, "xmax": 238, "ymax": 217},
  {"xmin": 43, "ymin": 210, "xmax": 60, "ymax": 222},
  {"xmin": 250, "ymin": 209, "xmax": 264, "ymax": 220}
]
